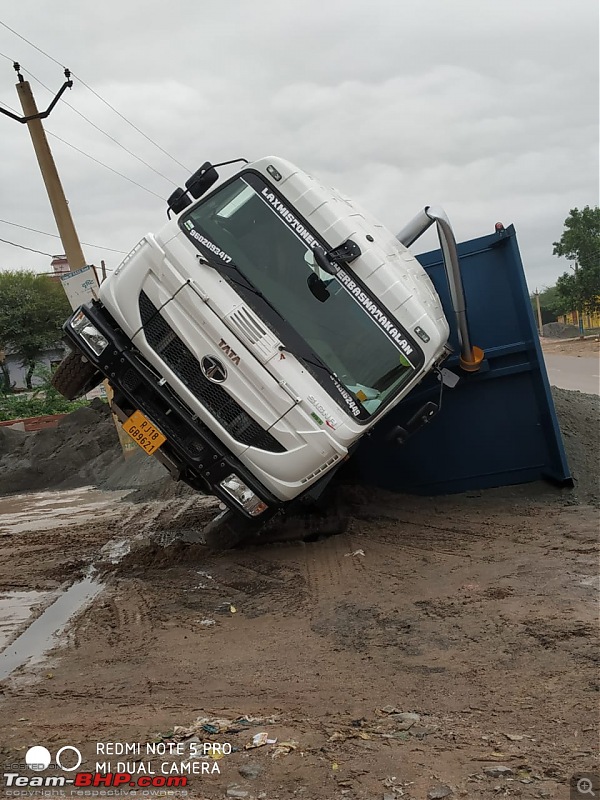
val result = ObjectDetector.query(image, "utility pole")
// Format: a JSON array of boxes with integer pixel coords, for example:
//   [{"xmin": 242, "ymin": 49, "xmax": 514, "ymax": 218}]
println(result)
[
  {"xmin": 534, "ymin": 288, "xmax": 543, "ymax": 336},
  {"xmin": 1, "ymin": 64, "xmax": 132, "ymax": 455},
  {"xmin": 1, "ymin": 63, "xmax": 86, "ymax": 271},
  {"xmin": 574, "ymin": 261, "xmax": 585, "ymax": 338}
]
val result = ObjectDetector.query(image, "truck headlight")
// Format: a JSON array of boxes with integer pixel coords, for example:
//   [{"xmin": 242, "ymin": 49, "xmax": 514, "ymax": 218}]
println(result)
[
  {"xmin": 220, "ymin": 473, "xmax": 268, "ymax": 516},
  {"xmin": 70, "ymin": 309, "xmax": 108, "ymax": 356}
]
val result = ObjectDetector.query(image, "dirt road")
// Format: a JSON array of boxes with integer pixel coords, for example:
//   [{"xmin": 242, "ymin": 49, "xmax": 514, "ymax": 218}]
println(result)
[
  {"xmin": 0, "ymin": 480, "xmax": 598, "ymax": 800},
  {"xmin": 543, "ymin": 355, "xmax": 599, "ymax": 395},
  {"xmin": 540, "ymin": 337, "xmax": 599, "ymax": 359},
  {"xmin": 540, "ymin": 337, "xmax": 600, "ymax": 395}
]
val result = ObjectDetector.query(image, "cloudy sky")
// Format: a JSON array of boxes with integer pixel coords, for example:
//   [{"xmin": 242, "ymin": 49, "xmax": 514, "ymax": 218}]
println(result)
[{"xmin": 0, "ymin": 0, "xmax": 597, "ymax": 291}]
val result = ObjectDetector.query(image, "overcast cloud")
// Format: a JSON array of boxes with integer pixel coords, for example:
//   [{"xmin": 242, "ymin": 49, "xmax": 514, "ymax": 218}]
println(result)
[{"xmin": 0, "ymin": 0, "xmax": 598, "ymax": 290}]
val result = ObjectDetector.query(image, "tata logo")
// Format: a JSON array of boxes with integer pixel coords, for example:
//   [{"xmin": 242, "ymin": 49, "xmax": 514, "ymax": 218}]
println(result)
[
  {"xmin": 201, "ymin": 356, "xmax": 227, "ymax": 383},
  {"xmin": 218, "ymin": 338, "xmax": 241, "ymax": 365}
]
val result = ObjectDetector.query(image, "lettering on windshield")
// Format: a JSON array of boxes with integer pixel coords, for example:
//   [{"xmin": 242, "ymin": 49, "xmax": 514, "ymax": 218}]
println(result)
[
  {"xmin": 335, "ymin": 269, "xmax": 417, "ymax": 367},
  {"xmin": 260, "ymin": 188, "xmax": 319, "ymax": 250},
  {"xmin": 255, "ymin": 180, "xmax": 419, "ymax": 370},
  {"xmin": 188, "ymin": 228, "xmax": 233, "ymax": 263},
  {"xmin": 328, "ymin": 375, "xmax": 363, "ymax": 418}
]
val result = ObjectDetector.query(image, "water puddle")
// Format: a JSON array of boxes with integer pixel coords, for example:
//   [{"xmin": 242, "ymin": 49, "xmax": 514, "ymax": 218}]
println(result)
[
  {"xmin": 0, "ymin": 486, "xmax": 209, "ymax": 680},
  {"xmin": 0, "ymin": 487, "xmax": 127, "ymax": 535},
  {"xmin": 0, "ymin": 575, "xmax": 103, "ymax": 681},
  {"xmin": 0, "ymin": 590, "xmax": 57, "ymax": 650},
  {"xmin": 0, "ymin": 487, "xmax": 131, "ymax": 680}
]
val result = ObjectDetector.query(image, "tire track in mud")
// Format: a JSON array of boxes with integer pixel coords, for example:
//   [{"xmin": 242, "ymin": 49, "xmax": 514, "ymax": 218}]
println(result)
[
  {"xmin": 203, "ymin": 550, "xmax": 308, "ymax": 617},
  {"xmin": 302, "ymin": 532, "xmax": 350, "ymax": 613},
  {"xmin": 73, "ymin": 579, "xmax": 154, "ymax": 658}
]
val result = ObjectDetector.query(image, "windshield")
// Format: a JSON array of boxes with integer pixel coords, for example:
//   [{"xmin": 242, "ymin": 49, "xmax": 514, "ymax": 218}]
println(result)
[{"xmin": 181, "ymin": 173, "xmax": 421, "ymax": 418}]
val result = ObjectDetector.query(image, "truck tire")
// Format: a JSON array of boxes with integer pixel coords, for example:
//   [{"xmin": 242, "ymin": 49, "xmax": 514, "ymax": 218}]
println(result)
[
  {"xmin": 201, "ymin": 509, "xmax": 258, "ymax": 550},
  {"xmin": 51, "ymin": 350, "xmax": 102, "ymax": 400}
]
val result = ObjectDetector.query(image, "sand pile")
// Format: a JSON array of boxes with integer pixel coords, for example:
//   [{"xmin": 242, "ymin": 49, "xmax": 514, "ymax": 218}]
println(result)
[
  {"xmin": 0, "ymin": 389, "xmax": 597, "ymax": 506},
  {"xmin": 0, "ymin": 400, "xmax": 123, "ymax": 495},
  {"xmin": 551, "ymin": 387, "xmax": 600, "ymax": 506}
]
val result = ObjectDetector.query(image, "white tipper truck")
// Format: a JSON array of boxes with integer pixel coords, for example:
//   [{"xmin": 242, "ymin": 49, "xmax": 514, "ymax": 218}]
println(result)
[{"xmin": 52, "ymin": 156, "xmax": 483, "ymax": 541}]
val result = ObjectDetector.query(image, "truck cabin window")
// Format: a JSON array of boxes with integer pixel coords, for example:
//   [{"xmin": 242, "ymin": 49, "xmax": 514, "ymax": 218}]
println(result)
[{"xmin": 181, "ymin": 175, "xmax": 420, "ymax": 417}]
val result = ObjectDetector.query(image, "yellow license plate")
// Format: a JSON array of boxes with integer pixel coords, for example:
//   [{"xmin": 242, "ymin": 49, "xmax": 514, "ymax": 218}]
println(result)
[{"xmin": 122, "ymin": 410, "xmax": 166, "ymax": 455}]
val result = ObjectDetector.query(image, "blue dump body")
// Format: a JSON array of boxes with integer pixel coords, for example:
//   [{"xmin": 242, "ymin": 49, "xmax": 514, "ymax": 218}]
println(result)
[{"xmin": 356, "ymin": 225, "xmax": 572, "ymax": 494}]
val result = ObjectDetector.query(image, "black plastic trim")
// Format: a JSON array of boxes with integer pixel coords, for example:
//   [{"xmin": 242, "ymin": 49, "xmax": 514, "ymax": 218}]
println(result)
[{"xmin": 62, "ymin": 301, "xmax": 281, "ymax": 519}]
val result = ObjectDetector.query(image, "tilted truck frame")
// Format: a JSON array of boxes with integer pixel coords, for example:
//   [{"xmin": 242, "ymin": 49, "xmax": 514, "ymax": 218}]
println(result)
[{"xmin": 53, "ymin": 156, "xmax": 482, "ymax": 539}]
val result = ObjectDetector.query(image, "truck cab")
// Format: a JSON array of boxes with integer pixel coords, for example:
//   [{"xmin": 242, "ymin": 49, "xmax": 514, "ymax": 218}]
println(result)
[{"xmin": 55, "ymin": 156, "xmax": 450, "ymax": 522}]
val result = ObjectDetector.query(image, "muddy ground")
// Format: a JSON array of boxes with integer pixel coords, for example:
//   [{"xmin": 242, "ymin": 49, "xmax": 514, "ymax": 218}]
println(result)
[
  {"xmin": 0, "ymin": 391, "xmax": 599, "ymax": 800},
  {"xmin": 541, "ymin": 336, "xmax": 600, "ymax": 358}
]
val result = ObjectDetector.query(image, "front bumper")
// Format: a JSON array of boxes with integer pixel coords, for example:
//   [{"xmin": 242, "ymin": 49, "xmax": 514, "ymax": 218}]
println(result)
[{"xmin": 63, "ymin": 301, "xmax": 280, "ymax": 520}]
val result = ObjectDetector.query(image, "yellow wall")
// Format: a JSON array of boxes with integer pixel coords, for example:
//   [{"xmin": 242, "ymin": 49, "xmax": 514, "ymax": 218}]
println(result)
[{"xmin": 558, "ymin": 310, "xmax": 600, "ymax": 329}]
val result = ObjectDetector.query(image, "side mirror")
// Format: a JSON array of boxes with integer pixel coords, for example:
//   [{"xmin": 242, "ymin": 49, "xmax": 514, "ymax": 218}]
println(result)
[
  {"xmin": 167, "ymin": 187, "xmax": 192, "ymax": 215},
  {"xmin": 185, "ymin": 162, "xmax": 219, "ymax": 199},
  {"xmin": 313, "ymin": 246, "xmax": 339, "ymax": 276},
  {"xmin": 307, "ymin": 273, "xmax": 330, "ymax": 303}
]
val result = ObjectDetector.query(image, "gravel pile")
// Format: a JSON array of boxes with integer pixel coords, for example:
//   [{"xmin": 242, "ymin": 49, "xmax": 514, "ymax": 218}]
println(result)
[
  {"xmin": 542, "ymin": 322, "xmax": 580, "ymax": 338},
  {"xmin": 0, "ymin": 400, "xmax": 123, "ymax": 495},
  {"xmin": 0, "ymin": 389, "xmax": 597, "ymax": 506},
  {"xmin": 552, "ymin": 387, "xmax": 600, "ymax": 506}
]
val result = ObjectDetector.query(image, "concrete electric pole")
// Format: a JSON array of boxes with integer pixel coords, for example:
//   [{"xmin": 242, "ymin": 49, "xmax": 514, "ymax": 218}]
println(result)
[
  {"xmin": 1, "ymin": 64, "xmax": 134, "ymax": 455},
  {"xmin": 534, "ymin": 288, "xmax": 543, "ymax": 336},
  {"xmin": 1, "ymin": 63, "xmax": 86, "ymax": 271}
]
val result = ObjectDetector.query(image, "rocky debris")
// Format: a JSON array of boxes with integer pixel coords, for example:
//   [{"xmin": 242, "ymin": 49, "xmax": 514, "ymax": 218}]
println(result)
[
  {"xmin": 0, "ymin": 388, "xmax": 597, "ymax": 515},
  {"xmin": 483, "ymin": 765, "xmax": 514, "ymax": 778},
  {"xmin": 391, "ymin": 712, "xmax": 421, "ymax": 730},
  {"xmin": 542, "ymin": 322, "xmax": 580, "ymax": 338},
  {"xmin": 226, "ymin": 788, "xmax": 249, "ymax": 798},
  {"xmin": 0, "ymin": 399, "xmax": 191, "ymax": 499},
  {"xmin": 238, "ymin": 763, "xmax": 261, "ymax": 780},
  {"xmin": 427, "ymin": 786, "xmax": 453, "ymax": 799}
]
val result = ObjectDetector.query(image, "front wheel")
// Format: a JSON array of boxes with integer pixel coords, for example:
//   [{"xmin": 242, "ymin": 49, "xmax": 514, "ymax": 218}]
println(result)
[
  {"xmin": 201, "ymin": 509, "xmax": 259, "ymax": 550},
  {"xmin": 51, "ymin": 350, "xmax": 102, "ymax": 400}
]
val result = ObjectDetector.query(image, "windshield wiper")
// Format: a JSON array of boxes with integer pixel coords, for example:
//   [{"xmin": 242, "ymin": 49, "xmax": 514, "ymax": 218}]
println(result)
[
  {"xmin": 196, "ymin": 253, "xmax": 288, "ymax": 323},
  {"xmin": 197, "ymin": 252, "xmax": 334, "ymax": 378}
]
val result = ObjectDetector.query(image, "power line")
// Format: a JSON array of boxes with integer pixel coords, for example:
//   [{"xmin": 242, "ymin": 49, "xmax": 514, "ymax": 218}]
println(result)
[
  {"xmin": 27, "ymin": 69, "xmax": 179, "ymax": 187},
  {"xmin": 46, "ymin": 130, "xmax": 165, "ymax": 200},
  {"xmin": 0, "ymin": 19, "xmax": 191, "ymax": 172},
  {"xmin": 0, "ymin": 236, "xmax": 115, "ymax": 271},
  {"xmin": 0, "ymin": 219, "xmax": 127, "ymax": 254},
  {"xmin": 0, "ymin": 236, "xmax": 53, "ymax": 257},
  {"xmin": 0, "ymin": 20, "xmax": 62, "ymax": 67},
  {"xmin": 0, "ymin": 97, "xmax": 165, "ymax": 200},
  {"xmin": 73, "ymin": 74, "xmax": 191, "ymax": 172}
]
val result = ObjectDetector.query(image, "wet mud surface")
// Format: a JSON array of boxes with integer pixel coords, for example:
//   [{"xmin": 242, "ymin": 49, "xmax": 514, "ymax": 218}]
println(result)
[
  {"xmin": 0, "ymin": 388, "xmax": 598, "ymax": 798},
  {"xmin": 0, "ymin": 484, "xmax": 598, "ymax": 799}
]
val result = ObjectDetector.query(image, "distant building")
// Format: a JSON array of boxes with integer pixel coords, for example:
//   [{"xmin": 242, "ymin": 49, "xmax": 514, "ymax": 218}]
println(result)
[
  {"xmin": 2, "ymin": 344, "xmax": 67, "ymax": 390},
  {"xmin": 558, "ymin": 309, "xmax": 600, "ymax": 331},
  {"xmin": 50, "ymin": 254, "xmax": 70, "ymax": 281}
]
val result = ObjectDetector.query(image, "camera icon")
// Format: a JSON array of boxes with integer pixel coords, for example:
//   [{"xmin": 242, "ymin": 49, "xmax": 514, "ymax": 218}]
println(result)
[{"xmin": 571, "ymin": 773, "xmax": 600, "ymax": 798}]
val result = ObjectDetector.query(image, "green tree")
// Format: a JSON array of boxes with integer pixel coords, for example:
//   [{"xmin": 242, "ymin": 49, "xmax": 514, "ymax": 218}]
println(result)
[
  {"xmin": 0, "ymin": 271, "xmax": 71, "ymax": 390},
  {"xmin": 530, "ymin": 284, "xmax": 570, "ymax": 322},
  {"xmin": 552, "ymin": 206, "xmax": 600, "ymax": 315}
]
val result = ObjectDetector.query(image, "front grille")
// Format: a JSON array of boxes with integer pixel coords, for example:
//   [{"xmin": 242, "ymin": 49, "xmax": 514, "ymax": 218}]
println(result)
[{"xmin": 139, "ymin": 291, "xmax": 285, "ymax": 453}]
